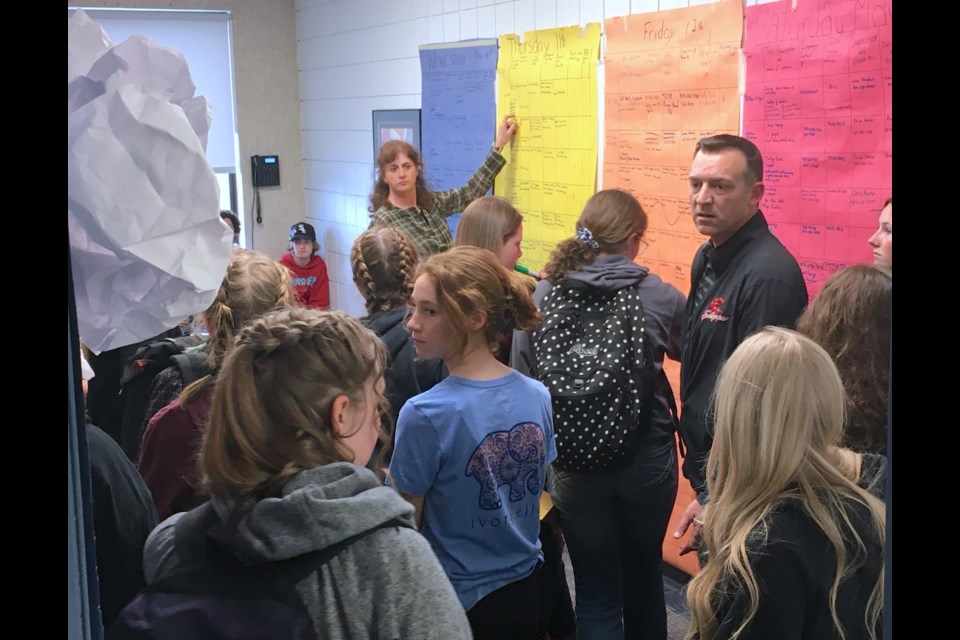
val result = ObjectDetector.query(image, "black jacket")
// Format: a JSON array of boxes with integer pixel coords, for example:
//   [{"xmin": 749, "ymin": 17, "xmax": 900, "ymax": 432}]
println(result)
[
  {"xmin": 680, "ymin": 212, "xmax": 807, "ymax": 496},
  {"xmin": 86, "ymin": 422, "xmax": 159, "ymax": 627},
  {"xmin": 362, "ymin": 309, "xmax": 447, "ymax": 462},
  {"xmin": 710, "ymin": 498, "xmax": 883, "ymax": 640}
]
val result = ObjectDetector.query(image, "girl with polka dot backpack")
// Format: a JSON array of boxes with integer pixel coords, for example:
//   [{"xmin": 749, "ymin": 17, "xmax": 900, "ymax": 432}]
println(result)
[{"xmin": 517, "ymin": 189, "xmax": 686, "ymax": 640}]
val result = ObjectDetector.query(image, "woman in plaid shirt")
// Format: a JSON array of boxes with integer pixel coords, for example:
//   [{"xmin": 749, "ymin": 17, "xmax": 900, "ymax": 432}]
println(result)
[{"xmin": 367, "ymin": 114, "xmax": 517, "ymax": 257}]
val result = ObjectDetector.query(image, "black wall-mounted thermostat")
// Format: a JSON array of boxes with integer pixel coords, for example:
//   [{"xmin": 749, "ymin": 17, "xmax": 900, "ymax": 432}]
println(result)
[{"xmin": 251, "ymin": 154, "xmax": 280, "ymax": 187}]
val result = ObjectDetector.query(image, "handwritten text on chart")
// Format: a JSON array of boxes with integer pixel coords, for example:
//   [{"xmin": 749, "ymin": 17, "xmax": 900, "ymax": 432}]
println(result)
[
  {"xmin": 419, "ymin": 43, "xmax": 499, "ymax": 238},
  {"xmin": 495, "ymin": 24, "xmax": 601, "ymax": 272},
  {"xmin": 604, "ymin": 0, "xmax": 744, "ymax": 296},
  {"xmin": 744, "ymin": 0, "xmax": 892, "ymax": 294}
]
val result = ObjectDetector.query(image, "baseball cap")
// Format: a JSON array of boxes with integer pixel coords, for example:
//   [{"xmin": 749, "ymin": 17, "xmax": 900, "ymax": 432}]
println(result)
[{"xmin": 290, "ymin": 222, "xmax": 316, "ymax": 242}]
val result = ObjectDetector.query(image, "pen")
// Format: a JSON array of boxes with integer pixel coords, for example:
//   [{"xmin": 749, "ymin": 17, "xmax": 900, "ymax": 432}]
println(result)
[{"xmin": 514, "ymin": 264, "xmax": 540, "ymax": 280}]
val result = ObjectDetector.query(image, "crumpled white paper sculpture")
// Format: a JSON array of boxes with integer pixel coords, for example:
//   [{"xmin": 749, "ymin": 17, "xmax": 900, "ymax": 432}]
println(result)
[{"xmin": 68, "ymin": 8, "xmax": 231, "ymax": 353}]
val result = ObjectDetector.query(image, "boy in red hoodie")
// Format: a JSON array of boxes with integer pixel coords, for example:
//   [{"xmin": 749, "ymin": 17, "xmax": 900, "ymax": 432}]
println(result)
[{"xmin": 279, "ymin": 221, "xmax": 330, "ymax": 309}]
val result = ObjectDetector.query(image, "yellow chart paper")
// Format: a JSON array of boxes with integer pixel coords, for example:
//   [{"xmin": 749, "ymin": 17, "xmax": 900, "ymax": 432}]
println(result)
[{"xmin": 496, "ymin": 23, "xmax": 601, "ymax": 272}]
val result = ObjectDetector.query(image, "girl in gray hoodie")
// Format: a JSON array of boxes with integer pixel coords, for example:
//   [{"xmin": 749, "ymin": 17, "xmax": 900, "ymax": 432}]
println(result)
[{"xmin": 141, "ymin": 308, "xmax": 471, "ymax": 639}]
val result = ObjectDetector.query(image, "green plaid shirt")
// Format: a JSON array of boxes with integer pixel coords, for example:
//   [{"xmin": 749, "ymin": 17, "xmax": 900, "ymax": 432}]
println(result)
[{"xmin": 368, "ymin": 148, "xmax": 506, "ymax": 257}]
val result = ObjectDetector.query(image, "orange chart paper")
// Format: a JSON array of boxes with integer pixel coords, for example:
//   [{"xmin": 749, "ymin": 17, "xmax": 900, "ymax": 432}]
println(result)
[
  {"xmin": 743, "ymin": 0, "xmax": 892, "ymax": 295},
  {"xmin": 603, "ymin": 0, "xmax": 743, "ymax": 295},
  {"xmin": 495, "ymin": 24, "xmax": 602, "ymax": 272},
  {"xmin": 605, "ymin": 0, "xmax": 743, "ymax": 578}
]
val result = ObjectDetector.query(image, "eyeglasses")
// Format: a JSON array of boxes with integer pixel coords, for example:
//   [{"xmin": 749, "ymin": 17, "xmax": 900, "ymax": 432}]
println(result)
[{"xmin": 637, "ymin": 239, "xmax": 649, "ymax": 256}]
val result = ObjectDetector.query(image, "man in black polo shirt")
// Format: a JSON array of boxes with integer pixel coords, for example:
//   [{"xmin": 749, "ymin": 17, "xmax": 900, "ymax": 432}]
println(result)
[{"xmin": 672, "ymin": 134, "xmax": 807, "ymax": 555}]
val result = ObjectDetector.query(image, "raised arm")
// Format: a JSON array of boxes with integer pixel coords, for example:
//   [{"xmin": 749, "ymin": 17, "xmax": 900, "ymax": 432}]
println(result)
[
  {"xmin": 434, "ymin": 114, "xmax": 518, "ymax": 216},
  {"xmin": 494, "ymin": 114, "xmax": 518, "ymax": 152}
]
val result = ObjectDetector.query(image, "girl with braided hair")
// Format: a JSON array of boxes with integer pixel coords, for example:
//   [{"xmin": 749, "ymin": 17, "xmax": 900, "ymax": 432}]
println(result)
[
  {"xmin": 137, "ymin": 248, "xmax": 297, "ymax": 520},
  {"xmin": 388, "ymin": 245, "xmax": 556, "ymax": 640},
  {"xmin": 350, "ymin": 227, "xmax": 447, "ymax": 465},
  {"xmin": 140, "ymin": 308, "xmax": 471, "ymax": 639}
]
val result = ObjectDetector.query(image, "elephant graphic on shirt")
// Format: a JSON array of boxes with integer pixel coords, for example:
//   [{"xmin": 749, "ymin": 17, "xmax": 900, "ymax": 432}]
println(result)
[{"xmin": 465, "ymin": 421, "xmax": 546, "ymax": 510}]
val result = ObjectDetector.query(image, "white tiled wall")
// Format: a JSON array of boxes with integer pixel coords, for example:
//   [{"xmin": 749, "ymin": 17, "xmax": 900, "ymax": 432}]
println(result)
[{"xmin": 295, "ymin": 0, "xmax": 777, "ymax": 317}]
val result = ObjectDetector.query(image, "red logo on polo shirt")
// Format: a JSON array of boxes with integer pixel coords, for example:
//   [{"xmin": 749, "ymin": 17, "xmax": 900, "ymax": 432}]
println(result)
[{"xmin": 700, "ymin": 297, "xmax": 729, "ymax": 322}]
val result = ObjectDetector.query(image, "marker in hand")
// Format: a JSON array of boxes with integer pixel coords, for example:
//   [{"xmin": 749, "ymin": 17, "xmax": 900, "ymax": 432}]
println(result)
[{"xmin": 515, "ymin": 264, "xmax": 540, "ymax": 280}]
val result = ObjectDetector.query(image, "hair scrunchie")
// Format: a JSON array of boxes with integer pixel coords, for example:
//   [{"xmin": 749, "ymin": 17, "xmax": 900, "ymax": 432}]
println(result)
[{"xmin": 576, "ymin": 227, "xmax": 600, "ymax": 249}]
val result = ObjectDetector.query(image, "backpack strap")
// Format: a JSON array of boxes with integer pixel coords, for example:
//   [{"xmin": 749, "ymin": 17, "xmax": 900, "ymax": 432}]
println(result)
[
  {"xmin": 622, "ymin": 281, "xmax": 686, "ymax": 457},
  {"xmin": 170, "ymin": 350, "xmax": 212, "ymax": 387},
  {"xmin": 623, "ymin": 282, "xmax": 656, "ymax": 433},
  {"xmin": 118, "ymin": 339, "xmax": 197, "ymax": 460},
  {"xmin": 618, "ymin": 280, "xmax": 685, "ymax": 457},
  {"xmin": 121, "ymin": 340, "xmax": 180, "ymax": 386},
  {"xmin": 666, "ymin": 390, "xmax": 685, "ymax": 458}
]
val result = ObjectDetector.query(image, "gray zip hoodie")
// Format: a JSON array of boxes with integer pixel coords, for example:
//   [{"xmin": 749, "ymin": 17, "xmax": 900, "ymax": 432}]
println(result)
[
  {"xmin": 143, "ymin": 462, "xmax": 472, "ymax": 639},
  {"xmin": 512, "ymin": 254, "xmax": 686, "ymax": 443}
]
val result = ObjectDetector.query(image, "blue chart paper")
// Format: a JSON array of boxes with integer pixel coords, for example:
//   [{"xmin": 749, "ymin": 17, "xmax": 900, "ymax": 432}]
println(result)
[{"xmin": 419, "ymin": 41, "xmax": 498, "ymax": 238}]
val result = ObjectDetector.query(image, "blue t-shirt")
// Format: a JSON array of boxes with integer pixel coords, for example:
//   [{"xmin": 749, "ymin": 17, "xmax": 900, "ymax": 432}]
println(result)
[{"xmin": 389, "ymin": 370, "xmax": 557, "ymax": 611}]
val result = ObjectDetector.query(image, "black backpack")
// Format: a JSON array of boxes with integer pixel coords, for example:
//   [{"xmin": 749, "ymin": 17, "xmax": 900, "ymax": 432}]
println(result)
[
  {"xmin": 108, "ymin": 502, "xmax": 407, "ymax": 640},
  {"xmin": 534, "ymin": 279, "xmax": 656, "ymax": 472},
  {"xmin": 117, "ymin": 335, "xmax": 211, "ymax": 461}
]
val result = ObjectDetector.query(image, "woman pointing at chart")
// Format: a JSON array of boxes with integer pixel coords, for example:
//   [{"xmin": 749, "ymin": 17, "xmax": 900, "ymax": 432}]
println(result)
[{"xmin": 368, "ymin": 114, "xmax": 517, "ymax": 258}]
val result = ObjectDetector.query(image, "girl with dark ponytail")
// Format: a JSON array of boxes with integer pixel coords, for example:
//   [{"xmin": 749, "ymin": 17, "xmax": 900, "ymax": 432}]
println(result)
[{"xmin": 515, "ymin": 189, "xmax": 687, "ymax": 640}]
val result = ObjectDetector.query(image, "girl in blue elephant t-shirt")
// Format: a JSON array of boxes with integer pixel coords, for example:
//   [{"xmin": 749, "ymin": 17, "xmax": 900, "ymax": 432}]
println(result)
[{"xmin": 388, "ymin": 246, "xmax": 556, "ymax": 640}]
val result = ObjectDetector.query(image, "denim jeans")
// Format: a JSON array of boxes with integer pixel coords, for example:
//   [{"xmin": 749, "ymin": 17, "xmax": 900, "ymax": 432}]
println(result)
[{"xmin": 549, "ymin": 439, "xmax": 679, "ymax": 640}]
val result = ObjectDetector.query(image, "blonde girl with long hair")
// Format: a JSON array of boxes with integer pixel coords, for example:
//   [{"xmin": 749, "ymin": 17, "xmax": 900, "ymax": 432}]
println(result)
[
  {"xmin": 139, "ymin": 308, "xmax": 471, "ymax": 639},
  {"xmin": 685, "ymin": 327, "xmax": 885, "ymax": 640},
  {"xmin": 388, "ymin": 245, "xmax": 555, "ymax": 640}
]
